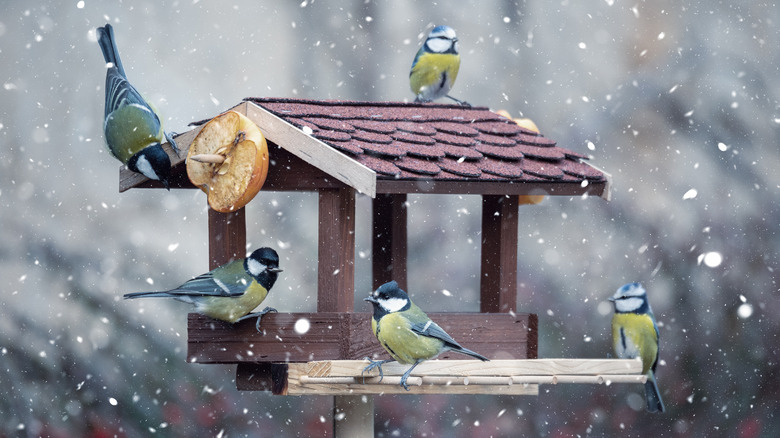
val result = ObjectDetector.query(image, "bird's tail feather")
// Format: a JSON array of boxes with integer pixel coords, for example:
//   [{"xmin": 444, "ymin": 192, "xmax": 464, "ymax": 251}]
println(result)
[
  {"xmin": 458, "ymin": 347, "xmax": 489, "ymax": 362},
  {"xmin": 124, "ymin": 291, "xmax": 175, "ymax": 300},
  {"xmin": 644, "ymin": 372, "xmax": 665, "ymax": 413},
  {"xmin": 97, "ymin": 24, "xmax": 126, "ymax": 77}
]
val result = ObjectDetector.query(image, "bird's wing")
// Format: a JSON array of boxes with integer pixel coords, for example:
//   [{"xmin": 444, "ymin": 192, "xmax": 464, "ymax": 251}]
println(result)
[
  {"xmin": 409, "ymin": 46, "xmax": 426, "ymax": 76},
  {"xmin": 104, "ymin": 67, "xmax": 161, "ymax": 127},
  {"xmin": 165, "ymin": 260, "xmax": 250, "ymax": 297},
  {"xmin": 410, "ymin": 319, "xmax": 462, "ymax": 348}
]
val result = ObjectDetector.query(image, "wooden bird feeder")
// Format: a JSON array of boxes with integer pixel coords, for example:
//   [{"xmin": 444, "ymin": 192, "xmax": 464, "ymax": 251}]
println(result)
[{"xmin": 121, "ymin": 98, "xmax": 636, "ymax": 436}]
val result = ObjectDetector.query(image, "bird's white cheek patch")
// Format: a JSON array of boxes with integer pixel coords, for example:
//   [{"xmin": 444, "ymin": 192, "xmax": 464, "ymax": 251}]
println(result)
[
  {"xmin": 247, "ymin": 258, "xmax": 266, "ymax": 277},
  {"xmin": 426, "ymin": 38, "xmax": 452, "ymax": 53},
  {"xmin": 134, "ymin": 155, "xmax": 160, "ymax": 181},
  {"xmin": 615, "ymin": 297, "xmax": 644, "ymax": 313},
  {"xmin": 379, "ymin": 298, "xmax": 408, "ymax": 313}
]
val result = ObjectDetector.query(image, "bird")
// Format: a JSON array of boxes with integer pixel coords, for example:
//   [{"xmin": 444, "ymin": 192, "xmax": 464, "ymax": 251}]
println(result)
[
  {"xmin": 610, "ymin": 282, "xmax": 666, "ymax": 413},
  {"xmin": 97, "ymin": 23, "xmax": 178, "ymax": 189},
  {"xmin": 409, "ymin": 25, "xmax": 468, "ymax": 105},
  {"xmin": 362, "ymin": 280, "xmax": 488, "ymax": 390},
  {"xmin": 124, "ymin": 247, "xmax": 282, "ymax": 330}
]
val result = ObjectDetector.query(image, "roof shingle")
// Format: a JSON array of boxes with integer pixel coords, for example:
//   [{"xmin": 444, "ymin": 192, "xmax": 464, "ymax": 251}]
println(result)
[{"xmin": 244, "ymin": 97, "xmax": 604, "ymax": 185}]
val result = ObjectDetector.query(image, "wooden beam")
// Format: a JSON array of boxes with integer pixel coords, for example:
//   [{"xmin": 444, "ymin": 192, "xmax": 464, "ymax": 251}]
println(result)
[
  {"xmin": 375, "ymin": 179, "xmax": 608, "ymax": 198},
  {"xmin": 334, "ymin": 394, "xmax": 374, "ymax": 435},
  {"xmin": 263, "ymin": 144, "xmax": 346, "ymax": 192},
  {"xmin": 371, "ymin": 193, "xmax": 407, "ymax": 290},
  {"xmin": 188, "ymin": 312, "xmax": 537, "ymax": 365},
  {"xmin": 318, "ymin": 188, "xmax": 356, "ymax": 313},
  {"xmin": 207, "ymin": 208, "xmax": 247, "ymax": 269},
  {"xmin": 480, "ymin": 195, "xmax": 519, "ymax": 313},
  {"xmin": 244, "ymin": 101, "xmax": 377, "ymax": 197}
]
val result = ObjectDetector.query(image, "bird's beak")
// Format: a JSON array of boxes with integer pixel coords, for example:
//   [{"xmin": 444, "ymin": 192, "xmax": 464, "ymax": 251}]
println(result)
[
  {"xmin": 364, "ymin": 295, "xmax": 378, "ymax": 304},
  {"xmin": 607, "ymin": 296, "xmax": 616, "ymax": 302},
  {"xmin": 268, "ymin": 267, "xmax": 284, "ymax": 273}
]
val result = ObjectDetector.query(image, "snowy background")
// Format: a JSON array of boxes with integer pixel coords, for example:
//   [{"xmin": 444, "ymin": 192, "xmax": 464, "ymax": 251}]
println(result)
[{"xmin": 1, "ymin": 0, "xmax": 779, "ymax": 436}]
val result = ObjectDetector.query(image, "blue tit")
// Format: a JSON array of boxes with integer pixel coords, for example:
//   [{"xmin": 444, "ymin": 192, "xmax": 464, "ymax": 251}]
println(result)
[
  {"xmin": 409, "ymin": 25, "xmax": 468, "ymax": 105},
  {"xmin": 125, "ymin": 247, "xmax": 282, "ymax": 330},
  {"xmin": 97, "ymin": 23, "xmax": 178, "ymax": 189},
  {"xmin": 363, "ymin": 280, "xmax": 488, "ymax": 390},
  {"xmin": 610, "ymin": 282, "xmax": 666, "ymax": 413}
]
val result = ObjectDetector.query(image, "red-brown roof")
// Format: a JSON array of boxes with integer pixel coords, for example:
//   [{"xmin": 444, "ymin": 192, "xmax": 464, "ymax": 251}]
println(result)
[{"xmin": 245, "ymin": 97, "xmax": 605, "ymax": 185}]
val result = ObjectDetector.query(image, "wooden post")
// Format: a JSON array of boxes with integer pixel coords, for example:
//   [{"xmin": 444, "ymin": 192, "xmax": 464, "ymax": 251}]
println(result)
[
  {"xmin": 480, "ymin": 195, "xmax": 519, "ymax": 313},
  {"xmin": 371, "ymin": 193, "xmax": 407, "ymax": 290},
  {"xmin": 318, "ymin": 187, "xmax": 356, "ymax": 312},
  {"xmin": 334, "ymin": 391, "xmax": 374, "ymax": 436},
  {"xmin": 208, "ymin": 207, "xmax": 247, "ymax": 269},
  {"xmin": 317, "ymin": 187, "xmax": 371, "ymax": 437}
]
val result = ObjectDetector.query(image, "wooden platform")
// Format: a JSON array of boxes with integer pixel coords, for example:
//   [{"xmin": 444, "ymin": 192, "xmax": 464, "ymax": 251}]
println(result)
[{"xmin": 234, "ymin": 358, "xmax": 644, "ymax": 395}]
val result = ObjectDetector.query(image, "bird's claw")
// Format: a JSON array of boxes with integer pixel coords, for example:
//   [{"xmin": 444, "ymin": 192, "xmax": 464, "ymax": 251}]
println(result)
[
  {"xmin": 236, "ymin": 307, "xmax": 277, "ymax": 331},
  {"xmin": 234, "ymin": 130, "xmax": 246, "ymax": 146},
  {"xmin": 446, "ymin": 95, "xmax": 471, "ymax": 107},
  {"xmin": 164, "ymin": 131, "xmax": 180, "ymax": 157},
  {"xmin": 361, "ymin": 358, "xmax": 389, "ymax": 383},
  {"xmin": 253, "ymin": 307, "xmax": 277, "ymax": 331}
]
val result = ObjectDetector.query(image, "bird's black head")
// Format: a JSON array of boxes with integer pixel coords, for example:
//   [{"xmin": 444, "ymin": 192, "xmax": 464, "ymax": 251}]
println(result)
[
  {"xmin": 245, "ymin": 247, "xmax": 283, "ymax": 291},
  {"xmin": 364, "ymin": 280, "xmax": 410, "ymax": 319},
  {"xmin": 127, "ymin": 144, "xmax": 172, "ymax": 190}
]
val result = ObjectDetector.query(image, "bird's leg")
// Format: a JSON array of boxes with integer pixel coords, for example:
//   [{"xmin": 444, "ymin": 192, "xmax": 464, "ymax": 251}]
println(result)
[
  {"xmin": 361, "ymin": 358, "xmax": 392, "ymax": 383},
  {"xmin": 445, "ymin": 95, "xmax": 471, "ymax": 107},
  {"xmin": 400, "ymin": 359, "xmax": 423, "ymax": 391},
  {"xmin": 236, "ymin": 307, "xmax": 278, "ymax": 331},
  {"xmin": 165, "ymin": 131, "xmax": 180, "ymax": 156}
]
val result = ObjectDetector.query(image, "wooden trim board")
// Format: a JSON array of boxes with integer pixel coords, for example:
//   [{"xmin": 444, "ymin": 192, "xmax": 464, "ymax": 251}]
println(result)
[{"xmin": 187, "ymin": 312, "xmax": 537, "ymax": 364}]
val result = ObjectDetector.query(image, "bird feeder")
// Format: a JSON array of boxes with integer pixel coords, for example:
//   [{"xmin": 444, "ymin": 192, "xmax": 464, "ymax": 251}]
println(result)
[{"xmin": 121, "ymin": 98, "xmax": 640, "ymax": 436}]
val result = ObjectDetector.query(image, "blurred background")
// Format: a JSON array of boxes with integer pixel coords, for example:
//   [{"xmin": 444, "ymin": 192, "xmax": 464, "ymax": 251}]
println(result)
[{"xmin": 1, "ymin": 0, "xmax": 778, "ymax": 436}]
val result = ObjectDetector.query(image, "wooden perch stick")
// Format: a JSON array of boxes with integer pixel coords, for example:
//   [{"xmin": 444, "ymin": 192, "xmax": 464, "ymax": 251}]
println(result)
[
  {"xmin": 306, "ymin": 358, "xmax": 644, "ymax": 378},
  {"xmin": 190, "ymin": 153, "xmax": 226, "ymax": 164},
  {"xmin": 276, "ymin": 358, "xmax": 645, "ymax": 395},
  {"xmin": 298, "ymin": 374, "xmax": 645, "ymax": 386}
]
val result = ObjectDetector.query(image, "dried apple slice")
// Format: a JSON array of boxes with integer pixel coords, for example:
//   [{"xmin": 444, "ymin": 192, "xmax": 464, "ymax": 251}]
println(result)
[{"xmin": 186, "ymin": 110, "xmax": 269, "ymax": 212}]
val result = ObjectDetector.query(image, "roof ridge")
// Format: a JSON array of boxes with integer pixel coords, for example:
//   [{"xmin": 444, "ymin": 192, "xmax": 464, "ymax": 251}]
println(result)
[{"xmin": 243, "ymin": 96, "xmax": 489, "ymax": 111}]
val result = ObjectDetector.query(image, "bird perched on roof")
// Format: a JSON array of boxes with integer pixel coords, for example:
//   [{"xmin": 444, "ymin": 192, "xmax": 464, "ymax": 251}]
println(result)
[
  {"xmin": 97, "ymin": 23, "xmax": 178, "ymax": 189},
  {"xmin": 409, "ymin": 25, "xmax": 468, "ymax": 105},
  {"xmin": 124, "ymin": 247, "xmax": 282, "ymax": 330},
  {"xmin": 610, "ymin": 282, "xmax": 666, "ymax": 413},
  {"xmin": 363, "ymin": 281, "xmax": 488, "ymax": 390}
]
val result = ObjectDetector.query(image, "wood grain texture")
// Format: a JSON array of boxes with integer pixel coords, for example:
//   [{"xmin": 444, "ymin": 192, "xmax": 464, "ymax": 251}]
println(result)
[
  {"xmin": 302, "ymin": 358, "xmax": 643, "ymax": 377},
  {"xmin": 318, "ymin": 188, "xmax": 356, "ymax": 312},
  {"xmin": 207, "ymin": 208, "xmax": 246, "ymax": 269},
  {"xmin": 480, "ymin": 195, "xmax": 519, "ymax": 313},
  {"xmin": 371, "ymin": 193, "xmax": 408, "ymax": 290},
  {"xmin": 187, "ymin": 312, "xmax": 537, "ymax": 364},
  {"xmin": 244, "ymin": 101, "xmax": 377, "ymax": 197}
]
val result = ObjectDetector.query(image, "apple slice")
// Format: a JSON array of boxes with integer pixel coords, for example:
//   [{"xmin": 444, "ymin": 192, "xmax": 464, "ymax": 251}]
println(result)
[{"xmin": 186, "ymin": 110, "xmax": 269, "ymax": 212}]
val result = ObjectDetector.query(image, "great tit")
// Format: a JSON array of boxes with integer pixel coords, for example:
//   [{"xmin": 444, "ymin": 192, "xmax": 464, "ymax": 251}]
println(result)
[
  {"xmin": 124, "ymin": 247, "xmax": 282, "ymax": 330},
  {"xmin": 363, "ymin": 281, "xmax": 489, "ymax": 390},
  {"xmin": 409, "ymin": 25, "xmax": 468, "ymax": 105},
  {"xmin": 610, "ymin": 282, "xmax": 666, "ymax": 413},
  {"xmin": 97, "ymin": 23, "xmax": 178, "ymax": 189}
]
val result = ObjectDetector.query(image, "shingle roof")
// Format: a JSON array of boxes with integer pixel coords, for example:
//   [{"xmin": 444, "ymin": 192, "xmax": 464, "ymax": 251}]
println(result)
[
  {"xmin": 245, "ymin": 97, "xmax": 606, "ymax": 185},
  {"xmin": 120, "ymin": 98, "xmax": 610, "ymax": 198}
]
